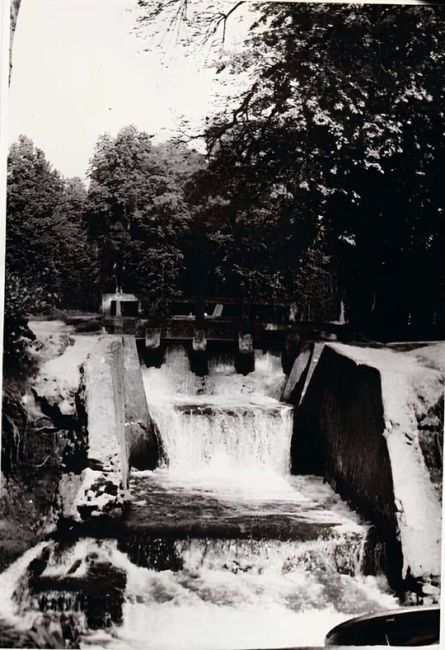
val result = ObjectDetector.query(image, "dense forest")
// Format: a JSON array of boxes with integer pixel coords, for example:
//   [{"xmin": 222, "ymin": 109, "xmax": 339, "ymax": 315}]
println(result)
[{"xmin": 4, "ymin": 3, "xmax": 445, "ymax": 373}]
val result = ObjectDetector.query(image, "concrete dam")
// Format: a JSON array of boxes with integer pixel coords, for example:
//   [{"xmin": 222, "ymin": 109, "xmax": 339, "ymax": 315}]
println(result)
[{"xmin": 0, "ymin": 315, "xmax": 442, "ymax": 648}]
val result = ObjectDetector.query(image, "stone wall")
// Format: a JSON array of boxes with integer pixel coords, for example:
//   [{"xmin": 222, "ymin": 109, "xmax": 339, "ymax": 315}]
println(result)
[
  {"xmin": 0, "ymin": 325, "xmax": 91, "ymax": 570},
  {"xmin": 291, "ymin": 347, "xmax": 402, "ymax": 586},
  {"xmin": 77, "ymin": 336, "xmax": 125, "ymax": 518},
  {"xmin": 0, "ymin": 324, "xmax": 162, "ymax": 569},
  {"xmin": 288, "ymin": 342, "xmax": 443, "ymax": 591},
  {"xmin": 122, "ymin": 335, "xmax": 162, "ymax": 470},
  {"xmin": 77, "ymin": 335, "xmax": 161, "ymax": 518}
]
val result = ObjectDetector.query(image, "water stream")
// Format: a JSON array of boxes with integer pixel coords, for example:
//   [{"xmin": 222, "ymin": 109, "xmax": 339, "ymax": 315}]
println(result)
[
  {"xmin": 0, "ymin": 346, "xmax": 400, "ymax": 649},
  {"xmin": 113, "ymin": 346, "xmax": 399, "ymax": 648}
]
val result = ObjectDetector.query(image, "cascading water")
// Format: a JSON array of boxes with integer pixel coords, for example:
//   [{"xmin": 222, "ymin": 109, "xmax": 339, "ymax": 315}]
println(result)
[
  {"xmin": 142, "ymin": 347, "xmax": 294, "ymax": 480},
  {"xmin": 151, "ymin": 404, "xmax": 293, "ymax": 477},
  {"xmin": 0, "ymin": 344, "xmax": 400, "ymax": 649},
  {"xmin": 109, "ymin": 345, "xmax": 399, "ymax": 648}
]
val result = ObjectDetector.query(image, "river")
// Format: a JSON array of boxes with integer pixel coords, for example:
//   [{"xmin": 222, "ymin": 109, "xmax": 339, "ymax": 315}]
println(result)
[{"xmin": 0, "ymin": 345, "xmax": 400, "ymax": 649}]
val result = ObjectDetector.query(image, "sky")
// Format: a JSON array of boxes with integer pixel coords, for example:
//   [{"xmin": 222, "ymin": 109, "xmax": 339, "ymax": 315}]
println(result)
[
  {"xmin": 7, "ymin": 0, "xmax": 249, "ymax": 180},
  {"xmin": 7, "ymin": 0, "xmax": 426, "ymax": 182}
]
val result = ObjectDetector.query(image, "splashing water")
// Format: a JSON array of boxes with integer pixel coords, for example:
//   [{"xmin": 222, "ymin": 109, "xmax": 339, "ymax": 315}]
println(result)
[
  {"xmin": 0, "ymin": 345, "xmax": 401, "ymax": 649},
  {"xmin": 151, "ymin": 405, "xmax": 293, "ymax": 478},
  {"xmin": 142, "ymin": 347, "xmax": 293, "ymax": 483},
  {"xmin": 2, "ymin": 538, "xmax": 397, "ymax": 650},
  {"xmin": 72, "ymin": 535, "xmax": 398, "ymax": 650},
  {"xmin": 114, "ymin": 344, "xmax": 401, "ymax": 648},
  {"xmin": 0, "ymin": 542, "xmax": 50, "ymax": 626},
  {"xmin": 143, "ymin": 346, "xmax": 286, "ymax": 403}
]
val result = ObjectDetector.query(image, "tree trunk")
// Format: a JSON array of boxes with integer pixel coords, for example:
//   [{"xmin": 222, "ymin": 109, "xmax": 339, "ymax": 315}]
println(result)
[{"xmin": 9, "ymin": 0, "xmax": 22, "ymax": 82}]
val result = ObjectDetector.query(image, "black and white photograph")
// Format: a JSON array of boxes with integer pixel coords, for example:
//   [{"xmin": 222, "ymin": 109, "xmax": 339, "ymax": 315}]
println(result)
[{"xmin": 0, "ymin": 0, "xmax": 443, "ymax": 647}]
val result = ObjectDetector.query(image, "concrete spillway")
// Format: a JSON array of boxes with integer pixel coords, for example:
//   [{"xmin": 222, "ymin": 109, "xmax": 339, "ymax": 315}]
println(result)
[
  {"xmin": 73, "ymin": 334, "xmax": 161, "ymax": 518},
  {"xmin": 90, "ymin": 345, "xmax": 398, "ymax": 648},
  {"xmin": 0, "ymin": 331, "xmax": 440, "ymax": 649},
  {"xmin": 285, "ymin": 341, "xmax": 443, "ymax": 589}
]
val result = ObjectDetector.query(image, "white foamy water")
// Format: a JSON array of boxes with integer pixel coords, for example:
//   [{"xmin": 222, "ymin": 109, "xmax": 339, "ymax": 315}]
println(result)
[
  {"xmin": 127, "ymin": 470, "xmax": 366, "ymax": 531},
  {"xmin": 143, "ymin": 346, "xmax": 286, "ymax": 405},
  {"xmin": 116, "ymin": 344, "xmax": 401, "ymax": 649},
  {"xmin": 0, "ymin": 542, "xmax": 49, "ymax": 625},
  {"xmin": 143, "ymin": 347, "xmax": 293, "ymax": 481},
  {"xmin": 73, "ymin": 538, "xmax": 399, "ymax": 650},
  {"xmin": 0, "ymin": 345, "xmax": 402, "ymax": 649},
  {"xmin": 0, "ymin": 536, "xmax": 401, "ymax": 650},
  {"xmin": 150, "ymin": 405, "xmax": 293, "ymax": 477}
]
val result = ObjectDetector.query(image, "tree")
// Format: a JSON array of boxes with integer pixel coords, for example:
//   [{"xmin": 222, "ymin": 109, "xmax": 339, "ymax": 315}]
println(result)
[
  {"xmin": 2, "ymin": 272, "xmax": 56, "ymax": 375},
  {"xmin": 7, "ymin": 136, "xmax": 98, "ymax": 310},
  {"xmin": 165, "ymin": 3, "xmax": 445, "ymax": 335},
  {"xmin": 6, "ymin": 136, "xmax": 64, "ymax": 300},
  {"xmin": 136, "ymin": 0, "xmax": 247, "ymax": 51},
  {"xmin": 4, "ymin": 137, "xmax": 99, "ymax": 373},
  {"xmin": 85, "ymin": 126, "xmax": 199, "ymax": 316},
  {"xmin": 51, "ymin": 177, "xmax": 99, "ymax": 310}
]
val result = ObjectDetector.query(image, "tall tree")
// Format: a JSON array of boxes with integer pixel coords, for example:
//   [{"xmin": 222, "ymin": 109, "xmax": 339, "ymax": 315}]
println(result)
[
  {"xmin": 6, "ymin": 135, "xmax": 64, "ymax": 300},
  {"xmin": 4, "ymin": 137, "xmax": 98, "ymax": 371},
  {"xmin": 174, "ymin": 3, "xmax": 445, "ymax": 334},
  {"xmin": 51, "ymin": 177, "xmax": 99, "ymax": 310},
  {"xmin": 86, "ymin": 127, "xmax": 197, "ymax": 316}
]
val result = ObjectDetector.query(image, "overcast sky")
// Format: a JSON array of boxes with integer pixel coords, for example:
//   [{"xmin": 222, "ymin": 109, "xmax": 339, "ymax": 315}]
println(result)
[{"xmin": 8, "ymin": 0, "xmax": 249, "ymax": 180}]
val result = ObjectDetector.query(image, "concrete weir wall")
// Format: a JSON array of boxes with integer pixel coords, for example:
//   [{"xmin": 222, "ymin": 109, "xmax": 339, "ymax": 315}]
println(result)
[
  {"xmin": 122, "ymin": 335, "xmax": 161, "ymax": 470},
  {"xmin": 76, "ymin": 336, "xmax": 125, "ymax": 518},
  {"xmin": 76, "ymin": 335, "xmax": 160, "ymax": 518},
  {"xmin": 286, "ymin": 341, "xmax": 444, "ymax": 590}
]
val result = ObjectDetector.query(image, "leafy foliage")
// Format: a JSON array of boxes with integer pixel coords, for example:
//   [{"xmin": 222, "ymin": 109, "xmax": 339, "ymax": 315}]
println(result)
[
  {"xmin": 51, "ymin": 177, "xmax": 99, "ymax": 310},
  {"xmin": 85, "ymin": 126, "xmax": 203, "ymax": 316},
  {"xmin": 177, "ymin": 2, "xmax": 445, "ymax": 334},
  {"xmin": 7, "ymin": 136, "xmax": 64, "ymax": 289},
  {"xmin": 4, "ymin": 2, "xmax": 445, "ymax": 370},
  {"xmin": 4, "ymin": 137, "xmax": 99, "ymax": 372},
  {"xmin": 7, "ymin": 136, "xmax": 98, "ymax": 309},
  {"xmin": 2, "ymin": 274, "xmax": 48, "ymax": 374}
]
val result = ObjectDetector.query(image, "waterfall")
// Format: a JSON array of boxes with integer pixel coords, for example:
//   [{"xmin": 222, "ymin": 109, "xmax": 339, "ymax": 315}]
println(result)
[
  {"xmin": 0, "ymin": 542, "xmax": 50, "ymax": 626},
  {"xmin": 0, "ymin": 343, "xmax": 401, "ymax": 650},
  {"xmin": 149, "ymin": 404, "xmax": 293, "ymax": 476},
  {"xmin": 169, "ymin": 535, "xmax": 366, "ymax": 576},
  {"xmin": 142, "ymin": 346, "xmax": 293, "ymax": 481},
  {"xmin": 143, "ymin": 346, "xmax": 286, "ymax": 402},
  {"xmin": 4, "ymin": 536, "xmax": 397, "ymax": 650}
]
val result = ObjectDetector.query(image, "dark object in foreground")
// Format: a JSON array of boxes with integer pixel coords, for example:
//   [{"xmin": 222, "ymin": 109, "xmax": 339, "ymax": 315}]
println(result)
[{"xmin": 325, "ymin": 606, "xmax": 440, "ymax": 646}]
